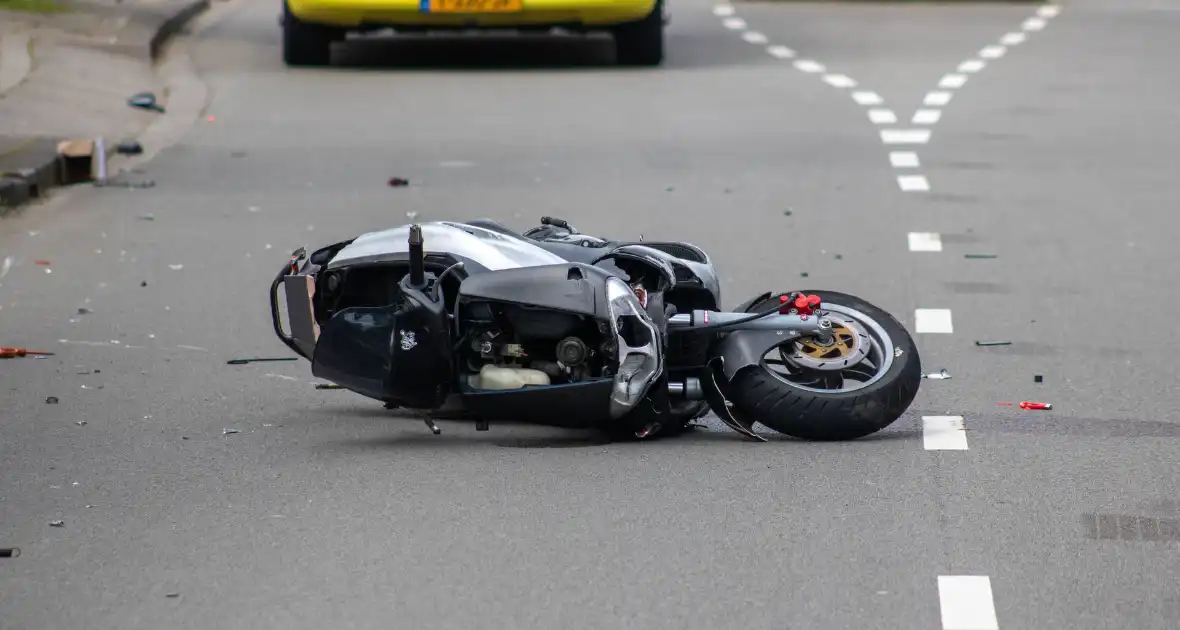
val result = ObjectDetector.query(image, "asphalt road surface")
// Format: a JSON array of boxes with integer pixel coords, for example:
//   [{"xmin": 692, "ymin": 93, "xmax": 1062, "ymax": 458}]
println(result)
[{"xmin": 3, "ymin": 0, "xmax": 1180, "ymax": 628}]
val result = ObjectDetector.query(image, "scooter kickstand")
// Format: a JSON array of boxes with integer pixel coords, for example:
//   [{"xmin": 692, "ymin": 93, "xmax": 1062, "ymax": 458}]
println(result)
[{"xmin": 423, "ymin": 417, "xmax": 442, "ymax": 435}]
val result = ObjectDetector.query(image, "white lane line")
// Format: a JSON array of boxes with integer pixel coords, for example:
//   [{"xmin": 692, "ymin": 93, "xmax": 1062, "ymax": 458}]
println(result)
[
  {"xmin": 898, "ymin": 175, "xmax": 930, "ymax": 192},
  {"xmin": 980, "ymin": 45, "xmax": 1007, "ymax": 59},
  {"xmin": 914, "ymin": 308, "xmax": 953, "ymax": 334},
  {"xmin": 907, "ymin": 231, "xmax": 941, "ymax": 251},
  {"xmin": 938, "ymin": 576, "xmax": 999, "ymax": 630},
  {"xmin": 1000, "ymin": 32, "xmax": 1026, "ymax": 46},
  {"xmin": 852, "ymin": 91, "xmax": 884, "ymax": 106},
  {"xmin": 767, "ymin": 45, "xmax": 795, "ymax": 59},
  {"xmin": 712, "ymin": 4, "xmax": 734, "ymax": 16},
  {"xmin": 741, "ymin": 31, "xmax": 768, "ymax": 44},
  {"xmin": 939, "ymin": 74, "xmax": 968, "ymax": 89},
  {"xmin": 1022, "ymin": 16, "xmax": 1047, "ymax": 31},
  {"xmin": 880, "ymin": 129, "xmax": 931, "ymax": 145},
  {"xmin": 722, "ymin": 17, "xmax": 746, "ymax": 29},
  {"xmin": 912, "ymin": 109, "xmax": 942, "ymax": 124},
  {"xmin": 793, "ymin": 59, "xmax": 825, "ymax": 73},
  {"xmin": 869, "ymin": 109, "xmax": 898, "ymax": 124},
  {"xmin": 924, "ymin": 91, "xmax": 953, "ymax": 106},
  {"xmin": 923, "ymin": 416, "xmax": 969, "ymax": 450},
  {"xmin": 823, "ymin": 73, "xmax": 857, "ymax": 88},
  {"xmin": 891, "ymin": 152, "xmax": 920, "ymax": 168},
  {"xmin": 1037, "ymin": 4, "xmax": 1061, "ymax": 18},
  {"xmin": 957, "ymin": 59, "xmax": 986, "ymax": 73}
]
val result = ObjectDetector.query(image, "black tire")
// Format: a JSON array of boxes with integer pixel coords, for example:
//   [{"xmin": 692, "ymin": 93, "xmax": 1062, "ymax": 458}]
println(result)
[
  {"xmin": 283, "ymin": 2, "xmax": 338, "ymax": 67},
  {"xmin": 726, "ymin": 291, "xmax": 922, "ymax": 441},
  {"xmin": 612, "ymin": 0, "xmax": 664, "ymax": 67}
]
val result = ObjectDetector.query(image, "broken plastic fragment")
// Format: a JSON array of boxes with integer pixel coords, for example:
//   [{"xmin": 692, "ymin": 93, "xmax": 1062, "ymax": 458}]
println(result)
[
  {"xmin": 127, "ymin": 92, "xmax": 165, "ymax": 113},
  {"xmin": 223, "ymin": 428, "xmax": 240, "ymax": 435},
  {"xmin": 76, "ymin": 420, "xmax": 87, "ymax": 426},
  {"xmin": 46, "ymin": 396, "xmax": 59, "ymax": 404},
  {"xmin": 975, "ymin": 340, "xmax": 1011, "ymax": 347},
  {"xmin": 49, "ymin": 520, "xmax": 64, "ymax": 527},
  {"xmin": 388, "ymin": 177, "xmax": 409, "ymax": 187},
  {"xmin": 1019, "ymin": 401, "xmax": 1052, "ymax": 410},
  {"xmin": 168, "ymin": 264, "xmax": 183, "ymax": 270},
  {"xmin": 922, "ymin": 369, "xmax": 952, "ymax": 380}
]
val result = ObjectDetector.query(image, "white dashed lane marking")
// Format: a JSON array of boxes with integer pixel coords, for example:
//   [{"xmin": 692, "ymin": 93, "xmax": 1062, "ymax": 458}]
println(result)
[
  {"xmin": 914, "ymin": 308, "xmax": 954, "ymax": 334},
  {"xmin": 897, "ymin": 175, "xmax": 930, "ymax": 192},
  {"xmin": 957, "ymin": 59, "xmax": 986, "ymax": 73},
  {"xmin": 924, "ymin": 91, "xmax": 953, "ymax": 107},
  {"xmin": 880, "ymin": 129, "xmax": 932, "ymax": 145},
  {"xmin": 938, "ymin": 73, "xmax": 969, "ymax": 89},
  {"xmin": 741, "ymin": 31, "xmax": 768, "ymax": 44},
  {"xmin": 1001, "ymin": 32, "xmax": 1027, "ymax": 46},
  {"xmin": 767, "ymin": 45, "xmax": 795, "ymax": 59},
  {"xmin": 907, "ymin": 232, "xmax": 941, "ymax": 251},
  {"xmin": 869, "ymin": 109, "xmax": 898, "ymax": 124},
  {"xmin": 792, "ymin": 59, "xmax": 825, "ymax": 73},
  {"xmin": 852, "ymin": 91, "xmax": 884, "ymax": 106},
  {"xmin": 923, "ymin": 416, "xmax": 969, "ymax": 450},
  {"xmin": 980, "ymin": 45, "xmax": 1007, "ymax": 59},
  {"xmin": 708, "ymin": 1, "xmax": 1063, "ymax": 203},
  {"xmin": 912, "ymin": 109, "xmax": 942, "ymax": 124},
  {"xmin": 891, "ymin": 152, "xmax": 920, "ymax": 168},
  {"xmin": 822, "ymin": 74, "xmax": 857, "ymax": 88},
  {"xmin": 938, "ymin": 576, "xmax": 1000, "ymax": 630}
]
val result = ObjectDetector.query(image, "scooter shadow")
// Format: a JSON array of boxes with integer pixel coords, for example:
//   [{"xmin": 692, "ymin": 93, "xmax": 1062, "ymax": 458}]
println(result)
[{"xmin": 309, "ymin": 405, "xmax": 922, "ymax": 452}]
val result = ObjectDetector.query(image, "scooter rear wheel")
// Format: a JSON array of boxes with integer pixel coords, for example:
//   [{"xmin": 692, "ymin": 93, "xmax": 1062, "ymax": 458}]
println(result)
[{"xmin": 726, "ymin": 291, "xmax": 922, "ymax": 441}]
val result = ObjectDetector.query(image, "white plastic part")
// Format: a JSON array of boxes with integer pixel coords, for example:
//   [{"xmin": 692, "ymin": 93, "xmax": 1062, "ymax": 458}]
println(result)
[{"xmin": 474, "ymin": 364, "xmax": 551, "ymax": 390}]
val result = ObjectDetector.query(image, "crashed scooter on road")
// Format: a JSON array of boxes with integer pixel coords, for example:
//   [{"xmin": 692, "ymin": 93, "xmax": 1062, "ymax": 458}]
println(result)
[{"xmin": 269, "ymin": 217, "xmax": 922, "ymax": 441}]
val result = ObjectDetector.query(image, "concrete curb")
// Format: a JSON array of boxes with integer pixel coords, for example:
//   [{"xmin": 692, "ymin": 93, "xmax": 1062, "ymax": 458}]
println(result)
[{"xmin": 0, "ymin": 0, "xmax": 211, "ymax": 214}]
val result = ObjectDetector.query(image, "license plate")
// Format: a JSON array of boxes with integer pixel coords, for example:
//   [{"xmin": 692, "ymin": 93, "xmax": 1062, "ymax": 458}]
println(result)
[{"xmin": 427, "ymin": 0, "xmax": 522, "ymax": 12}]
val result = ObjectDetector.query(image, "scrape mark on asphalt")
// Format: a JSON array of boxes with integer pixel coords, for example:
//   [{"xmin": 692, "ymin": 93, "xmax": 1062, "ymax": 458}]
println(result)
[
  {"xmin": 938, "ymin": 576, "xmax": 999, "ymax": 630},
  {"xmin": 1083, "ymin": 513, "xmax": 1180, "ymax": 542}
]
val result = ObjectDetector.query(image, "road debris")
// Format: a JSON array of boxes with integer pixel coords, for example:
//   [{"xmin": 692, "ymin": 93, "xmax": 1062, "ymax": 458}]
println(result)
[
  {"xmin": 783, "ymin": 210, "xmax": 792, "ymax": 216},
  {"xmin": 78, "ymin": 307, "xmax": 93, "ymax": 315},
  {"xmin": 34, "ymin": 260, "xmax": 51, "ymax": 266},
  {"xmin": 1, "ymin": 347, "xmax": 55, "ymax": 358},
  {"xmin": 800, "ymin": 272, "xmax": 809, "ymax": 277},
  {"xmin": 127, "ymin": 92, "xmax": 165, "ymax": 113},
  {"xmin": 0, "ymin": 548, "xmax": 19, "ymax": 558},
  {"xmin": 223, "ymin": 428, "xmax": 240, "ymax": 435},
  {"xmin": 315, "ymin": 383, "xmax": 345, "ymax": 390},
  {"xmin": 166, "ymin": 593, "xmax": 180, "ymax": 598},
  {"xmin": 975, "ymin": 341, "xmax": 1012, "ymax": 347},
  {"xmin": 116, "ymin": 140, "xmax": 143, "ymax": 155},
  {"xmin": 169, "ymin": 264, "xmax": 183, "ymax": 270},
  {"xmin": 922, "ymin": 369, "xmax": 952, "ymax": 380},
  {"xmin": 75, "ymin": 421, "xmax": 87, "ymax": 426},
  {"xmin": 0, "ymin": 256, "xmax": 11, "ymax": 279},
  {"xmin": 1019, "ymin": 401, "xmax": 1052, "ymax": 410},
  {"xmin": 388, "ymin": 177, "xmax": 409, "ymax": 187},
  {"xmin": 227, "ymin": 357, "xmax": 298, "ymax": 365},
  {"xmin": 264, "ymin": 373, "xmax": 297, "ymax": 381},
  {"xmin": 1034, "ymin": 374, "xmax": 1043, "ymax": 383},
  {"xmin": 138, "ymin": 214, "xmax": 155, "ymax": 221},
  {"xmin": 46, "ymin": 396, "xmax": 59, "ymax": 404},
  {"xmin": 48, "ymin": 520, "xmax": 64, "ymax": 527},
  {"xmin": 965, "ymin": 254, "xmax": 998, "ymax": 259}
]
